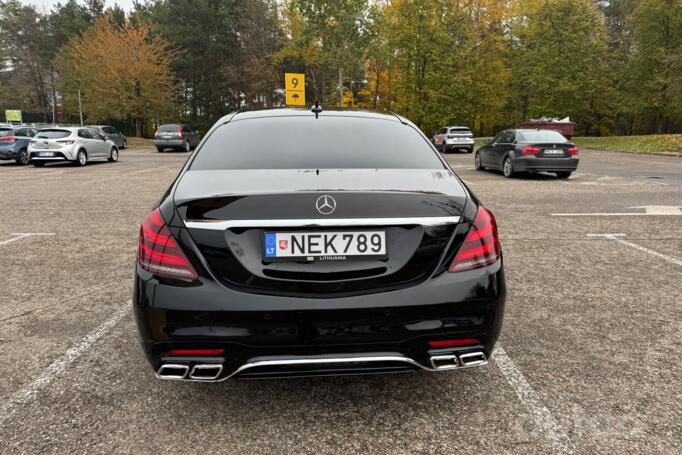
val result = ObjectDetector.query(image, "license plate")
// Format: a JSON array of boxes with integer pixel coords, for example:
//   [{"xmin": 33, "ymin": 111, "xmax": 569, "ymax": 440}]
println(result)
[
  {"xmin": 264, "ymin": 231, "xmax": 386, "ymax": 260},
  {"xmin": 39, "ymin": 152, "xmax": 54, "ymax": 157},
  {"xmin": 544, "ymin": 149, "xmax": 564, "ymax": 155}
]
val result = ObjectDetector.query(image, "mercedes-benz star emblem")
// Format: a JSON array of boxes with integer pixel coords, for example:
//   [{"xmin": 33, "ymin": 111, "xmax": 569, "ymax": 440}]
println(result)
[{"xmin": 315, "ymin": 195, "xmax": 336, "ymax": 215}]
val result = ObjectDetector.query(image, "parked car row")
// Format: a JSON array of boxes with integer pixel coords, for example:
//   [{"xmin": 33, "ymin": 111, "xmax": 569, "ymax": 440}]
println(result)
[
  {"xmin": 432, "ymin": 124, "xmax": 580, "ymax": 179},
  {"xmin": 0, "ymin": 124, "xmax": 126, "ymax": 166}
]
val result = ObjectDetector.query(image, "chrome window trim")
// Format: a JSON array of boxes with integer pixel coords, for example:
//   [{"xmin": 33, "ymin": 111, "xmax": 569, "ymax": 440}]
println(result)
[{"xmin": 184, "ymin": 216, "xmax": 460, "ymax": 230}]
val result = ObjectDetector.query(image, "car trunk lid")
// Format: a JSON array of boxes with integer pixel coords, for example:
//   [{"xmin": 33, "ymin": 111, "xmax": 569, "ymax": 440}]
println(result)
[{"xmin": 173, "ymin": 169, "xmax": 468, "ymax": 297}]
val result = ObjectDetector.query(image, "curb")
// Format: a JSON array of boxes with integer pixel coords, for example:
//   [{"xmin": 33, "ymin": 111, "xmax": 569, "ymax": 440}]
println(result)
[{"xmin": 583, "ymin": 148, "xmax": 682, "ymax": 158}]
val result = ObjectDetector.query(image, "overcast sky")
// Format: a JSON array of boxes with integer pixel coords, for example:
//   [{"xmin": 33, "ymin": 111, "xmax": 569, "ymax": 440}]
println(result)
[{"xmin": 24, "ymin": 0, "xmax": 138, "ymax": 13}]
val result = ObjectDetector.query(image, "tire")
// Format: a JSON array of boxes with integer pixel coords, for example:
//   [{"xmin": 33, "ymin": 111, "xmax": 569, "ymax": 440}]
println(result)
[
  {"xmin": 108, "ymin": 147, "xmax": 119, "ymax": 162},
  {"xmin": 122, "ymin": 139, "xmax": 127, "ymax": 150},
  {"xmin": 474, "ymin": 151, "xmax": 485, "ymax": 170},
  {"xmin": 33, "ymin": 161, "xmax": 45, "ymax": 167},
  {"xmin": 184, "ymin": 140, "xmax": 190, "ymax": 152},
  {"xmin": 75, "ymin": 149, "xmax": 87, "ymax": 166},
  {"xmin": 556, "ymin": 171, "xmax": 572, "ymax": 179},
  {"xmin": 467, "ymin": 147, "xmax": 474, "ymax": 153},
  {"xmin": 156, "ymin": 147, "xmax": 164, "ymax": 153},
  {"xmin": 502, "ymin": 156, "xmax": 514, "ymax": 178},
  {"xmin": 16, "ymin": 148, "xmax": 30, "ymax": 165}
]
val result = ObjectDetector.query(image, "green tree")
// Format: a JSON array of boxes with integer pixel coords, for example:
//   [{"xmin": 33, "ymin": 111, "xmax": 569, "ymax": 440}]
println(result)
[
  {"xmin": 0, "ymin": 1, "xmax": 53, "ymax": 118},
  {"xmin": 384, "ymin": 0, "xmax": 472, "ymax": 133},
  {"xmin": 150, "ymin": 0, "xmax": 240, "ymax": 124},
  {"xmin": 510, "ymin": 0, "xmax": 616, "ymax": 135},
  {"xmin": 294, "ymin": 0, "xmax": 370, "ymax": 107},
  {"xmin": 625, "ymin": 0, "xmax": 682, "ymax": 133}
]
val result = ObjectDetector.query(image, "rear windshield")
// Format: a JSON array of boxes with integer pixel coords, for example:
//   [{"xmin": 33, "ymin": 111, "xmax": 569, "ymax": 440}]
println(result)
[
  {"xmin": 159, "ymin": 124, "xmax": 180, "ymax": 132},
  {"xmin": 190, "ymin": 116, "xmax": 444, "ymax": 170},
  {"xmin": 518, "ymin": 130, "xmax": 568, "ymax": 143},
  {"xmin": 0, "ymin": 128, "xmax": 13, "ymax": 136},
  {"xmin": 449, "ymin": 128, "xmax": 471, "ymax": 133},
  {"xmin": 35, "ymin": 129, "xmax": 71, "ymax": 139}
]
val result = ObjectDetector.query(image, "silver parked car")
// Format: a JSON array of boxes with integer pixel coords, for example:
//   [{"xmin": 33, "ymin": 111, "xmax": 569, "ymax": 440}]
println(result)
[
  {"xmin": 28, "ymin": 127, "xmax": 119, "ymax": 167},
  {"xmin": 91, "ymin": 125, "xmax": 127, "ymax": 149},
  {"xmin": 432, "ymin": 126, "xmax": 475, "ymax": 153}
]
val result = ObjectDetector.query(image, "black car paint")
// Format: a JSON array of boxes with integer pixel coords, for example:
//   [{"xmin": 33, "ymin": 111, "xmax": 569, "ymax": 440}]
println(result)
[{"xmin": 134, "ymin": 109, "xmax": 506, "ymax": 379}]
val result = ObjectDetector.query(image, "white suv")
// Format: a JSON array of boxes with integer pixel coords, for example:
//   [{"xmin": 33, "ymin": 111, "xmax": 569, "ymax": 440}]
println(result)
[
  {"xmin": 432, "ymin": 126, "xmax": 475, "ymax": 153},
  {"xmin": 29, "ymin": 127, "xmax": 118, "ymax": 167}
]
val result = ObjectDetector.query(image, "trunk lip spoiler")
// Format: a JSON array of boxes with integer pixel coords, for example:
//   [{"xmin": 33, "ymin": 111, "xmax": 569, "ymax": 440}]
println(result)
[{"xmin": 184, "ymin": 216, "xmax": 460, "ymax": 230}]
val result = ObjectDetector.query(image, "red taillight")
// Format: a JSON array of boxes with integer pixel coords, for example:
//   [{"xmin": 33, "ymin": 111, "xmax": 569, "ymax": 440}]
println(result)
[
  {"xmin": 177, "ymin": 126, "xmax": 182, "ymax": 136},
  {"xmin": 57, "ymin": 139, "xmax": 75, "ymax": 145},
  {"xmin": 522, "ymin": 146, "xmax": 540, "ymax": 155},
  {"xmin": 168, "ymin": 349, "xmax": 224, "ymax": 356},
  {"xmin": 567, "ymin": 146, "xmax": 579, "ymax": 155},
  {"xmin": 449, "ymin": 206, "xmax": 501, "ymax": 272},
  {"xmin": 428, "ymin": 339, "xmax": 480, "ymax": 348},
  {"xmin": 0, "ymin": 136, "xmax": 17, "ymax": 143},
  {"xmin": 138, "ymin": 208, "xmax": 198, "ymax": 280}
]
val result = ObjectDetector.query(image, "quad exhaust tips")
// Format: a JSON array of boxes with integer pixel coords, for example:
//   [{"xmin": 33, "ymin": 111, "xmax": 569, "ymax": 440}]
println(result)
[
  {"xmin": 154, "ymin": 352, "xmax": 488, "ymax": 381},
  {"xmin": 429, "ymin": 351, "xmax": 488, "ymax": 370},
  {"xmin": 156, "ymin": 363, "xmax": 223, "ymax": 381}
]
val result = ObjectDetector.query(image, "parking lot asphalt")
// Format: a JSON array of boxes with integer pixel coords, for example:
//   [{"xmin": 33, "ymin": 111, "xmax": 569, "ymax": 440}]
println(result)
[{"xmin": 0, "ymin": 148, "xmax": 680, "ymax": 454}]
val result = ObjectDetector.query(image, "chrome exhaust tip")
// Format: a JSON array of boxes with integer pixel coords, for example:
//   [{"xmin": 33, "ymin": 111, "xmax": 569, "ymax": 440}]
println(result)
[
  {"xmin": 189, "ymin": 364, "xmax": 223, "ymax": 381},
  {"xmin": 429, "ymin": 354, "xmax": 459, "ymax": 370},
  {"xmin": 458, "ymin": 351, "xmax": 488, "ymax": 368},
  {"xmin": 156, "ymin": 363, "xmax": 190, "ymax": 380}
]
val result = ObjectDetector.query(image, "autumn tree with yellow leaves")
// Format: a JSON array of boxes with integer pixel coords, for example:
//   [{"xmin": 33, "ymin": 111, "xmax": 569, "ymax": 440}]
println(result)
[{"xmin": 56, "ymin": 15, "xmax": 176, "ymax": 136}]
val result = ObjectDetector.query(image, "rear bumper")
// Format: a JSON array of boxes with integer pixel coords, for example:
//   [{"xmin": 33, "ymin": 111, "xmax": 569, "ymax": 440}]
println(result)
[
  {"xmin": 29, "ymin": 151, "xmax": 69, "ymax": 162},
  {"xmin": 29, "ymin": 146, "xmax": 77, "ymax": 161},
  {"xmin": 513, "ymin": 155, "xmax": 579, "ymax": 172},
  {"xmin": 443, "ymin": 142, "xmax": 474, "ymax": 151},
  {"xmin": 133, "ymin": 261, "xmax": 506, "ymax": 380},
  {"xmin": 154, "ymin": 139, "xmax": 184, "ymax": 148}
]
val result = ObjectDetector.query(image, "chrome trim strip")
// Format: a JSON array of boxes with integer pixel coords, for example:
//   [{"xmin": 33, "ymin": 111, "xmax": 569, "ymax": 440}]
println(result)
[
  {"xmin": 184, "ymin": 216, "xmax": 460, "ymax": 230},
  {"xmin": 227, "ymin": 355, "xmax": 424, "ymax": 380}
]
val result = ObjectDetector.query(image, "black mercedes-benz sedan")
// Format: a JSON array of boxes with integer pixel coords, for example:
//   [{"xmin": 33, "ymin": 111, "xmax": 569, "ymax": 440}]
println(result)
[
  {"xmin": 134, "ymin": 108, "xmax": 506, "ymax": 381},
  {"xmin": 475, "ymin": 128, "xmax": 580, "ymax": 179}
]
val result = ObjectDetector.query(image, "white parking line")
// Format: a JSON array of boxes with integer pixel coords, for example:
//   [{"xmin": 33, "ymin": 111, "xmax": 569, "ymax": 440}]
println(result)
[
  {"xmin": 0, "ymin": 233, "xmax": 55, "ymax": 246},
  {"xmin": 587, "ymin": 233, "xmax": 682, "ymax": 266},
  {"xmin": 83, "ymin": 165, "xmax": 179, "ymax": 185},
  {"xmin": 493, "ymin": 345, "xmax": 576, "ymax": 454},
  {"xmin": 0, "ymin": 302, "xmax": 131, "ymax": 427},
  {"xmin": 553, "ymin": 205, "xmax": 682, "ymax": 216}
]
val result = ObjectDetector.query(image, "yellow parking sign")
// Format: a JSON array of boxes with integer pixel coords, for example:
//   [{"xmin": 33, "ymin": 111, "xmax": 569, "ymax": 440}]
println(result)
[
  {"xmin": 5, "ymin": 110, "xmax": 22, "ymax": 122},
  {"xmin": 285, "ymin": 73, "xmax": 305, "ymax": 106}
]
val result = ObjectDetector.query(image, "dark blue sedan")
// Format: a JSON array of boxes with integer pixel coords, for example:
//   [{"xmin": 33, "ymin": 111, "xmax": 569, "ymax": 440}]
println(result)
[{"xmin": 0, "ymin": 126, "xmax": 38, "ymax": 165}]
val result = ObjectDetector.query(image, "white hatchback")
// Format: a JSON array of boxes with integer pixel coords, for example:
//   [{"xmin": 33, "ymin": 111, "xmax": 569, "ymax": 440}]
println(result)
[{"xmin": 28, "ymin": 127, "xmax": 118, "ymax": 167}]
